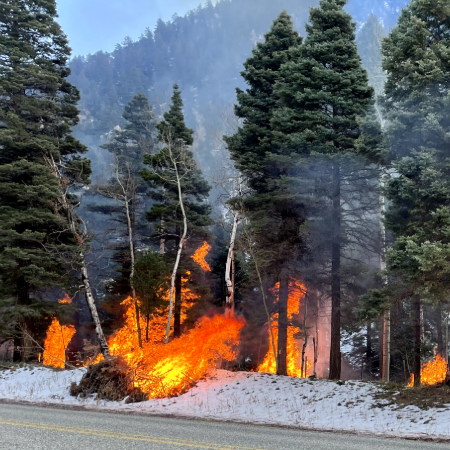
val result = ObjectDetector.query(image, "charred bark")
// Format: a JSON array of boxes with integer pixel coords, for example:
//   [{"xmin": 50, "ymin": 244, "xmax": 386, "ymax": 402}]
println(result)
[
  {"xmin": 329, "ymin": 164, "xmax": 341, "ymax": 380},
  {"xmin": 277, "ymin": 272, "xmax": 289, "ymax": 376},
  {"xmin": 437, "ymin": 304, "xmax": 443, "ymax": 356},
  {"xmin": 413, "ymin": 295, "xmax": 422, "ymax": 387}
]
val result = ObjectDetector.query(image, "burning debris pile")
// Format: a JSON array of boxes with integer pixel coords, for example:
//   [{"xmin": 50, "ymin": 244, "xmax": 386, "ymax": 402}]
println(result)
[{"xmin": 69, "ymin": 302, "xmax": 245, "ymax": 400}]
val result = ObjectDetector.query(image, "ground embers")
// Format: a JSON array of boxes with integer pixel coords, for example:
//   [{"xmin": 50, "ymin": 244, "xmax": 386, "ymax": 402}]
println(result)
[{"xmin": 70, "ymin": 357, "xmax": 147, "ymax": 403}]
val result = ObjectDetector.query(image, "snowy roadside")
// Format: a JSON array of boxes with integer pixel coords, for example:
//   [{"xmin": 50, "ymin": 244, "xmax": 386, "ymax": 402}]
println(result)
[{"xmin": 1, "ymin": 366, "xmax": 450, "ymax": 440}]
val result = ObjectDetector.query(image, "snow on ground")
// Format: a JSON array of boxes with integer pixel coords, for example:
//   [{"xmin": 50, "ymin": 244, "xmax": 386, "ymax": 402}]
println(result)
[{"xmin": 1, "ymin": 366, "xmax": 450, "ymax": 440}]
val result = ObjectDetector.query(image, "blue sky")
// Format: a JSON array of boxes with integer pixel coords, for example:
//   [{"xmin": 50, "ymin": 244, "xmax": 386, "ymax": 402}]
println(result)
[{"xmin": 56, "ymin": 0, "xmax": 202, "ymax": 56}]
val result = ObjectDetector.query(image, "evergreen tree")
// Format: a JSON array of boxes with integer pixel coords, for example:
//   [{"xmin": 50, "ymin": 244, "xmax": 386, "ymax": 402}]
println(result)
[
  {"xmin": 272, "ymin": 0, "xmax": 382, "ymax": 379},
  {"xmin": 141, "ymin": 85, "xmax": 212, "ymax": 339},
  {"xmin": 380, "ymin": 0, "xmax": 450, "ymax": 385},
  {"xmin": 0, "ymin": 0, "xmax": 93, "ymax": 356},
  {"xmin": 225, "ymin": 12, "xmax": 306, "ymax": 376}
]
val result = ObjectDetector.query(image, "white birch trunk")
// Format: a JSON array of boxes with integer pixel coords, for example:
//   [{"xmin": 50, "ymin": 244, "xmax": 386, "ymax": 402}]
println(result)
[
  {"xmin": 165, "ymin": 152, "xmax": 188, "ymax": 344},
  {"xmin": 225, "ymin": 213, "xmax": 239, "ymax": 310}
]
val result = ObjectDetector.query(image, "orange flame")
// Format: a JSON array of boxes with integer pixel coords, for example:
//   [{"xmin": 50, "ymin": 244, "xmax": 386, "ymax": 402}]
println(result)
[
  {"xmin": 43, "ymin": 318, "xmax": 76, "ymax": 369},
  {"xmin": 258, "ymin": 280, "xmax": 312, "ymax": 378},
  {"xmin": 192, "ymin": 241, "xmax": 211, "ymax": 272},
  {"xmin": 108, "ymin": 298, "xmax": 245, "ymax": 398},
  {"xmin": 408, "ymin": 354, "xmax": 448, "ymax": 387},
  {"xmin": 58, "ymin": 294, "xmax": 72, "ymax": 304}
]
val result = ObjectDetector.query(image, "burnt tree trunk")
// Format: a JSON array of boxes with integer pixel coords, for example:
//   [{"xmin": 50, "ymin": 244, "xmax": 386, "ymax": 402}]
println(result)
[
  {"xmin": 174, "ymin": 271, "xmax": 182, "ymax": 338},
  {"xmin": 329, "ymin": 164, "xmax": 341, "ymax": 380},
  {"xmin": 413, "ymin": 295, "xmax": 422, "ymax": 387},
  {"xmin": 437, "ymin": 304, "xmax": 443, "ymax": 356},
  {"xmin": 277, "ymin": 272, "xmax": 289, "ymax": 376}
]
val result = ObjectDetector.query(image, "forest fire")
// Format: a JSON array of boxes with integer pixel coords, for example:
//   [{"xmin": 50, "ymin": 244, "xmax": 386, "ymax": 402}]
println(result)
[
  {"xmin": 107, "ymin": 297, "xmax": 245, "ymax": 398},
  {"xmin": 408, "ymin": 354, "xmax": 448, "ymax": 387},
  {"xmin": 43, "ymin": 318, "xmax": 76, "ymax": 369},
  {"xmin": 192, "ymin": 241, "xmax": 211, "ymax": 271},
  {"xmin": 258, "ymin": 280, "xmax": 312, "ymax": 378}
]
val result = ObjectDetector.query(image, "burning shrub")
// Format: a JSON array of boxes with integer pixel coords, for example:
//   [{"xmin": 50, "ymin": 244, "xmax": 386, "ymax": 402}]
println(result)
[{"xmin": 70, "ymin": 358, "xmax": 147, "ymax": 403}]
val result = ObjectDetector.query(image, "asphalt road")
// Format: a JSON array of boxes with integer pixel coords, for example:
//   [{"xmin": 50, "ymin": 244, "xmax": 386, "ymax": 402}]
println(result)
[{"xmin": 0, "ymin": 403, "xmax": 447, "ymax": 450}]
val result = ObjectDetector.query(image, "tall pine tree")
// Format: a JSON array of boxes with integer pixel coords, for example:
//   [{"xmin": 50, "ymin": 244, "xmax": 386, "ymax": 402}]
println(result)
[
  {"xmin": 0, "ymin": 0, "xmax": 94, "ymax": 357},
  {"xmin": 225, "ymin": 11, "xmax": 306, "ymax": 376},
  {"xmin": 272, "ymin": 0, "xmax": 382, "ymax": 379},
  {"xmin": 381, "ymin": 0, "xmax": 450, "ymax": 385}
]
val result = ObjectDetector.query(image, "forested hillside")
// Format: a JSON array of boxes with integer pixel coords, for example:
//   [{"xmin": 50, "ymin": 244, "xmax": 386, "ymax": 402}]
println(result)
[{"xmin": 68, "ymin": 0, "xmax": 406, "ymax": 174}]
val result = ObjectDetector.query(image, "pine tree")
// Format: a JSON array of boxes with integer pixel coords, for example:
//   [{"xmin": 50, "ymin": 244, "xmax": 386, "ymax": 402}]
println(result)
[
  {"xmin": 0, "ymin": 0, "xmax": 112, "ymax": 358},
  {"xmin": 225, "ymin": 11, "xmax": 306, "ymax": 376},
  {"xmin": 380, "ymin": 0, "xmax": 450, "ymax": 386},
  {"xmin": 141, "ymin": 84, "xmax": 212, "ymax": 340},
  {"xmin": 272, "ymin": 0, "xmax": 382, "ymax": 379}
]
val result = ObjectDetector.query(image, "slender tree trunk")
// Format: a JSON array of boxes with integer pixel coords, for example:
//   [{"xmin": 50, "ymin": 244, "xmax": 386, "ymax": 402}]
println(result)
[
  {"xmin": 231, "ymin": 253, "xmax": 235, "ymax": 313},
  {"xmin": 382, "ymin": 309, "xmax": 391, "ymax": 382},
  {"xmin": 379, "ymin": 171, "xmax": 390, "ymax": 382},
  {"xmin": 314, "ymin": 295, "xmax": 319, "ymax": 376},
  {"xmin": 437, "ymin": 305, "xmax": 443, "ymax": 356},
  {"xmin": 225, "ymin": 213, "xmax": 239, "ymax": 310},
  {"xmin": 174, "ymin": 269, "xmax": 182, "ymax": 338},
  {"xmin": 81, "ymin": 261, "xmax": 110, "ymax": 357},
  {"xmin": 165, "ymin": 156, "xmax": 188, "ymax": 344},
  {"xmin": 277, "ymin": 271, "xmax": 289, "ymax": 376},
  {"xmin": 252, "ymin": 254, "xmax": 278, "ymax": 373},
  {"xmin": 329, "ymin": 163, "xmax": 341, "ymax": 380},
  {"xmin": 160, "ymin": 217, "xmax": 165, "ymax": 255},
  {"xmin": 413, "ymin": 295, "xmax": 422, "ymax": 387},
  {"xmin": 123, "ymin": 192, "xmax": 143, "ymax": 350},
  {"xmin": 446, "ymin": 314, "xmax": 449, "ymax": 364},
  {"xmin": 45, "ymin": 154, "xmax": 110, "ymax": 357},
  {"xmin": 146, "ymin": 314, "xmax": 150, "ymax": 343},
  {"xmin": 366, "ymin": 322, "xmax": 372, "ymax": 376},
  {"xmin": 301, "ymin": 292, "xmax": 308, "ymax": 378}
]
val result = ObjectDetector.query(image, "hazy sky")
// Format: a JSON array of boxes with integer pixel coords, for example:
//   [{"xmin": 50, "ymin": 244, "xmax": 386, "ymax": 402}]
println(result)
[{"xmin": 56, "ymin": 0, "xmax": 203, "ymax": 56}]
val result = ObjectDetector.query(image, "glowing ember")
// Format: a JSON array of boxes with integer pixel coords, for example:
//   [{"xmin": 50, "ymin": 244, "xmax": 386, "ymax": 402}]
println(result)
[
  {"xmin": 43, "ymin": 318, "xmax": 76, "ymax": 369},
  {"xmin": 408, "ymin": 354, "xmax": 448, "ymax": 387},
  {"xmin": 192, "ymin": 241, "xmax": 211, "ymax": 271},
  {"xmin": 58, "ymin": 294, "xmax": 72, "ymax": 304},
  {"xmin": 258, "ymin": 280, "xmax": 312, "ymax": 378}
]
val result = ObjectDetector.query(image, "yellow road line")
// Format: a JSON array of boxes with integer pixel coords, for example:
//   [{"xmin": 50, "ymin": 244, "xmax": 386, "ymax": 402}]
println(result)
[{"xmin": 0, "ymin": 419, "xmax": 270, "ymax": 450}]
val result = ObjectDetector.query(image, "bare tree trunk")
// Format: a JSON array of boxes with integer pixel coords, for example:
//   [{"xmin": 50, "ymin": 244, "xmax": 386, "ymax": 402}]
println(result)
[
  {"xmin": 174, "ymin": 269, "xmax": 182, "ymax": 338},
  {"xmin": 314, "ymin": 295, "xmax": 319, "ymax": 376},
  {"xmin": 231, "ymin": 253, "xmax": 235, "ymax": 314},
  {"xmin": 44, "ymin": 153, "xmax": 110, "ymax": 357},
  {"xmin": 366, "ymin": 322, "xmax": 373, "ymax": 376},
  {"xmin": 253, "ymin": 256, "xmax": 278, "ymax": 374},
  {"xmin": 146, "ymin": 314, "xmax": 150, "ymax": 343},
  {"xmin": 301, "ymin": 292, "xmax": 308, "ymax": 378},
  {"xmin": 445, "ymin": 313, "xmax": 449, "ymax": 364},
  {"xmin": 382, "ymin": 309, "xmax": 391, "ymax": 382},
  {"xmin": 225, "ymin": 213, "xmax": 239, "ymax": 310},
  {"xmin": 329, "ymin": 164, "xmax": 341, "ymax": 380},
  {"xmin": 379, "ymin": 171, "xmax": 391, "ymax": 382},
  {"xmin": 165, "ymin": 159, "xmax": 188, "ymax": 344},
  {"xmin": 437, "ymin": 304, "xmax": 443, "ymax": 356},
  {"xmin": 277, "ymin": 271, "xmax": 289, "ymax": 376},
  {"xmin": 122, "ymin": 187, "xmax": 143, "ymax": 350},
  {"xmin": 413, "ymin": 295, "xmax": 422, "ymax": 387},
  {"xmin": 81, "ymin": 260, "xmax": 110, "ymax": 357}
]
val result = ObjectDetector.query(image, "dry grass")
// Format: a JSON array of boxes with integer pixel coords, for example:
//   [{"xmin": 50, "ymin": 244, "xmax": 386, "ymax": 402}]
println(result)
[{"xmin": 375, "ymin": 382, "xmax": 450, "ymax": 410}]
